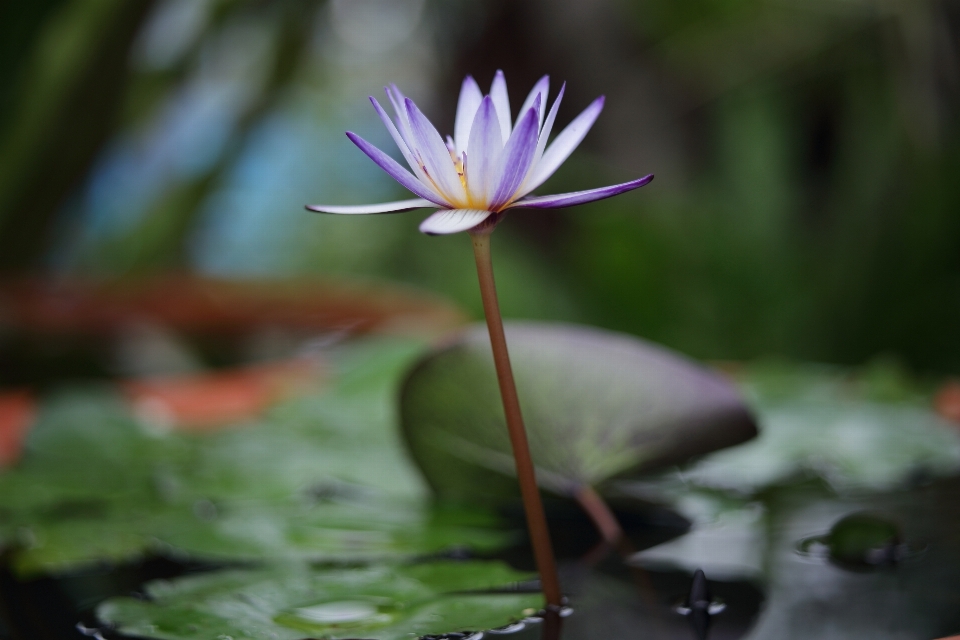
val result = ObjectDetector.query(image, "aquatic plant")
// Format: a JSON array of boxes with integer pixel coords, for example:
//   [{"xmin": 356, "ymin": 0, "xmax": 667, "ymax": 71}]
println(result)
[{"xmin": 308, "ymin": 71, "xmax": 653, "ymax": 608}]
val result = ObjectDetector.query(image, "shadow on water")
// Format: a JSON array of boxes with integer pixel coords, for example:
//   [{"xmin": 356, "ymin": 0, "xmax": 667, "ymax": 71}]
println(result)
[{"xmin": 0, "ymin": 555, "xmax": 224, "ymax": 640}]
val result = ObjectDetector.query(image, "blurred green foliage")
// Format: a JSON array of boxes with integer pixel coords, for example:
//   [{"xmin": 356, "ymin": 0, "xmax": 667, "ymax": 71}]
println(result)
[
  {"xmin": 563, "ymin": 1, "xmax": 960, "ymax": 366},
  {"xmin": 0, "ymin": 339, "xmax": 509, "ymax": 576},
  {"xmin": 1, "ymin": 0, "xmax": 958, "ymax": 370}
]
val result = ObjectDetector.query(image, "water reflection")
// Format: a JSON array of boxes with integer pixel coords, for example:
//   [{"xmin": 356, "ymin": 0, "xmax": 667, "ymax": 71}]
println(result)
[
  {"xmin": 744, "ymin": 479, "xmax": 960, "ymax": 639},
  {"xmin": 532, "ymin": 478, "xmax": 960, "ymax": 639},
  {"xmin": 554, "ymin": 550, "xmax": 764, "ymax": 640}
]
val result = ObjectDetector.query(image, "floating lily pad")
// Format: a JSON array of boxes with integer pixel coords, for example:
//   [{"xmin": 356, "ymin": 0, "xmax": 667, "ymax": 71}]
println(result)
[
  {"xmin": 674, "ymin": 362, "xmax": 960, "ymax": 494},
  {"xmin": 399, "ymin": 322, "xmax": 757, "ymax": 503},
  {"xmin": 97, "ymin": 560, "xmax": 541, "ymax": 640},
  {"xmin": 0, "ymin": 339, "xmax": 508, "ymax": 575},
  {"xmin": 793, "ymin": 509, "xmax": 930, "ymax": 575},
  {"xmin": 153, "ymin": 498, "xmax": 509, "ymax": 565},
  {"xmin": 823, "ymin": 512, "xmax": 902, "ymax": 566}
]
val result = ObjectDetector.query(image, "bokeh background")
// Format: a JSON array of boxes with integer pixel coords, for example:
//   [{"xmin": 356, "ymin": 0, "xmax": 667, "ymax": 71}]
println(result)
[{"xmin": 2, "ymin": 0, "xmax": 959, "ymax": 371}]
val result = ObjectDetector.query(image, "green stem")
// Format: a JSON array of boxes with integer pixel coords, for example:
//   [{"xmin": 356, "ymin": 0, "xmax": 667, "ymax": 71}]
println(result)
[{"xmin": 470, "ymin": 229, "xmax": 563, "ymax": 608}]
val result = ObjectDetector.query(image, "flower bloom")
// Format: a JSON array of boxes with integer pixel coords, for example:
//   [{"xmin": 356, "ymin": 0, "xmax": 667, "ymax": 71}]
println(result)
[{"xmin": 307, "ymin": 71, "xmax": 653, "ymax": 235}]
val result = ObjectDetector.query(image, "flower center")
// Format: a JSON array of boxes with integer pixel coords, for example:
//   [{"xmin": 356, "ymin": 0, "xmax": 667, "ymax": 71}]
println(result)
[{"xmin": 452, "ymin": 155, "xmax": 466, "ymax": 189}]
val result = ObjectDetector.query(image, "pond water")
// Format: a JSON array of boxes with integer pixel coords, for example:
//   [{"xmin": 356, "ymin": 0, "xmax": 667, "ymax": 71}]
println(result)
[
  {"xmin": 3, "ymin": 474, "xmax": 959, "ymax": 640},
  {"xmin": 2, "ymin": 333, "xmax": 960, "ymax": 639}
]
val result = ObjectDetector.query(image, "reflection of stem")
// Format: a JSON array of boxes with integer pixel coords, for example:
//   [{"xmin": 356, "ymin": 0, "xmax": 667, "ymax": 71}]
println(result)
[
  {"xmin": 574, "ymin": 485, "xmax": 663, "ymax": 618},
  {"xmin": 540, "ymin": 606, "xmax": 564, "ymax": 640},
  {"xmin": 471, "ymin": 230, "xmax": 562, "ymax": 609},
  {"xmin": 574, "ymin": 485, "xmax": 624, "ymax": 546}
]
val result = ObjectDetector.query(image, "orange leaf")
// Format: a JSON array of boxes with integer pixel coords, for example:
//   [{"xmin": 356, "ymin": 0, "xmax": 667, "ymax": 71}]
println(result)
[
  {"xmin": 0, "ymin": 391, "xmax": 36, "ymax": 466},
  {"xmin": 121, "ymin": 359, "xmax": 321, "ymax": 433}
]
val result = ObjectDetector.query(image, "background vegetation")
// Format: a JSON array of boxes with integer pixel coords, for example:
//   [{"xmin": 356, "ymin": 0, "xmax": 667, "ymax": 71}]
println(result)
[{"xmin": 2, "ymin": 0, "xmax": 959, "ymax": 370}]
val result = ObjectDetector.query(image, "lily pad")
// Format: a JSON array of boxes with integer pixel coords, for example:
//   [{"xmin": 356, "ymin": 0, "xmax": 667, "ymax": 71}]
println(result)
[
  {"xmin": 399, "ymin": 322, "xmax": 757, "ymax": 504},
  {"xmin": 0, "ymin": 339, "xmax": 508, "ymax": 575},
  {"xmin": 97, "ymin": 560, "xmax": 541, "ymax": 640},
  {"xmin": 673, "ymin": 362, "xmax": 960, "ymax": 494},
  {"xmin": 153, "ymin": 498, "xmax": 509, "ymax": 565}
]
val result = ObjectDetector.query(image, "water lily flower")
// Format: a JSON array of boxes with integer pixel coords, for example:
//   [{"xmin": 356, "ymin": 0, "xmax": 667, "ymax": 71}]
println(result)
[{"xmin": 307, "ymin": 71, "xmax": 653, "ymax": 235}]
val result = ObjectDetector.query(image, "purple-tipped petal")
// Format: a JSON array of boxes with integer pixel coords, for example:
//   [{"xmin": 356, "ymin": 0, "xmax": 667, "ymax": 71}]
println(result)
[
  {"xmin": 490, "ymin": 98, "xmax": 541, "ymax": 210},
  {"xmin": 514, "ymin": 83, "xmax": 566, "ymax": 200},
  {"xmin": 419, "ymin": 209, "xmax": 492, "ymax": 235},
  {"xmin": 454, "ymin": 75, "xmax": 483, "ymax": 154},
  {"xmin": 490, "ymin": 70, "xmax": 512, "ymax": 142},
  {"xmin": 306, "ymin": 198, "xmax": 433, "ymax": 214},
  {"xmin": 404, "ymin": 98, "xmax": 467, "ymax": 204},
  {"xmin": 509, "ymin": 174, "xmax": 653, "ymax": 209},
  {"xmin": 517, "ymin": 75, "xmax": 549, "ymax": 130},
  {"xmin": 385, "ymin": 85, "xmax": 415, "ymax": 150},
  {"xmin": 465, "ymin": 96, "xmax": 503, "ymax": 204},
  {"xmin": 370, "ymin": 96, "xmax": 414, "ymax": 160},
  {"xmin": 526, "ymin": 95, "xmax": 605, "ymax": 192},
  {"xmin": 369, "ymin": 97, "xmax": 439, "ymax": 198},
  {"xmin": 346, "ymin": 132, "xmax": 448, "ymax": 206},
  {"xmin": 533, "ymin": 83, "xmax": 564, "ymax": 166}
]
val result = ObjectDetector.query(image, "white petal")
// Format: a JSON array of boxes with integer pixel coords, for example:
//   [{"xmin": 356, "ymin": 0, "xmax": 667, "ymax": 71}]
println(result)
[
  {"xmin": 306, "ymin": 198, "xmax": 433, "ymax": 214},
  {"xmin": 525, "ymin": 95, "xmax": 604, "ymax": 192},
  {"xmin": 514, "ymin": 83, "xmax": 565, "ymax": 199},
  {"xmin": 404, "ymin": 98, "xmax": 467, "ymax": 204},
  {"xmin": 369, "ymin": 97, "xmax": 441, "ymax": 199},
  {"xmin": 517, "ymin": 75, "xmax": 549, "ymax": 130},
  {"xmin": 465, "ymin": 96, "xmax": 503, "ymax": 205},
  {"xmin": 490, "ymin": 99, "xmax": 540, "ymax": 210},
  {"xmin": 454, "ymin": 75, "xmax": 483, "ymax": 154},
  {"xmin": 386, "ymin": 84, "xmax": 416, "ymax": 152},
  {"xmin": 533, "ymin": 84, "xmax": 564, "ymax": 167},
  {"xmin": 490, "ymin": 70, "xmax": 512, "ymax": 142},
  {"xmin": 386, "ymin": 86, "xmax": 443, "ymax": 192},
  {"xmin": 419, "ymin": 209, "xmax": 492, "ymax": 235},
  {"xmin": 507, "ymin": 175, "xmax": 652, "ymax": 209},
  {"xmin": 344, "ymin": 132, "xmax": 448, "ymax": 205}
]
